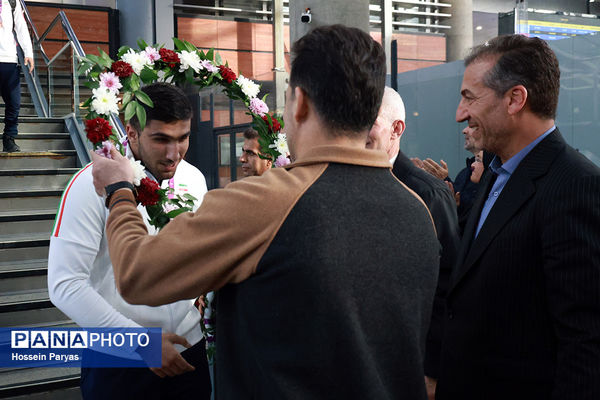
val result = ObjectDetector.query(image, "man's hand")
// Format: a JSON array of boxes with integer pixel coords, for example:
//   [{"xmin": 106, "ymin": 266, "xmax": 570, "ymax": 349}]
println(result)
[
  {"xmin": 411, "ymin": 157, "xmax": 425, "ymax": 169},
  {"xmin": 423, "ymin": 159, "xmax": 449, "ymax": 180},
  {"xmin": 445, "ymin": 181, "xmax": 460, "ymax": 207},
  {"xmin": 24, "ymin": 57, "xmax": 34, "ymax": 73},
  {"xmin": 149, "ymin": 333, "xmax": 195, "ymax": 378},
  {"xmin": 425, "ymin": 376, "xmax": 437, "ymax": 400},
  {"xmin": 90, "ymin": 146, "xmax": 134, "ymax": 196},
  {"xmin": 194, "ymin": 294, "xmax": 206, "ymax": 318}
]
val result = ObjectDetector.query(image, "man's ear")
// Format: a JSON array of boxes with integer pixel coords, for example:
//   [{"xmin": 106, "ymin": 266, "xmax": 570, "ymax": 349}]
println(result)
[
  {"xmin": 506, "ymin": 85, "xmax": 527, "ymax": 115},
  {"xmin": 293, "ymin": 87, "xmax": 309, "ymax": 124},
  {"xmin": 125, "ymin": 123, "xmax": 139, "ymax": 144},
  {"xmin": 391, "ymin": 119, "xmax": 406, "ymax": 140}
]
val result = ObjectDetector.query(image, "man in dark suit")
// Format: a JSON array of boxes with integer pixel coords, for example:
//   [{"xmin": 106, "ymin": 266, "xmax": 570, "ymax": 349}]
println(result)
[
  {"xmin": 367, "ymin": 87, "xmax": 460, "ymax": 398},
  {"xmin": 436, "ymin": 34, "xmax": 600, "ymax": 399}
]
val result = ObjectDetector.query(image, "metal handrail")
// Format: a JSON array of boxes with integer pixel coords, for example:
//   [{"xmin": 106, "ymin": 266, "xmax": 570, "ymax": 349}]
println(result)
[
  {"xmin": 16, "ymin": 2, "xmax": 126, "ymax": 143},
  {"xmin": 16, "ymin": 1, "xmax": 126, "ymax": 166}
]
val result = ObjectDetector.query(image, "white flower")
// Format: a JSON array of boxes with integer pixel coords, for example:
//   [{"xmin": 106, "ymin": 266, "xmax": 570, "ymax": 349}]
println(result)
[
  {"xmin": 269, "ymin": 133, "xmax": 289, "ymax": 155},
  {"xmin": 156, "ymin": 70, "xmax": 174, "ymax": 83},
  {"xmin": 121, "ymin": 49, "xmax": 151, "ymax": 75},
  {"xmin": 236, "ymin": 75, "xmax": 260, "ymax": 99},
  {"xmin": 178, "ymin": 50, "xmax": 201, "ymax": 73},
  {"xmin": 129, "ymin": 159, "xmax": 146, "ymax": 186},
  {"xmin": 91, "ymin": 88, "xmax": 119, "ymax": 115}
]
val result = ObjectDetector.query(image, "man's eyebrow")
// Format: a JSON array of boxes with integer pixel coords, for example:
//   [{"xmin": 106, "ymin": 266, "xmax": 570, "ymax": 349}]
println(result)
[{"xmin": 148, "ymin": 131, "xmax": 191, "ymax": 138}]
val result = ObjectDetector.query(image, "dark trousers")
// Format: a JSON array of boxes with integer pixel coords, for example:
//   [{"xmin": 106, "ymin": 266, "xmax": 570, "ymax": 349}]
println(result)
[
  {"xmin": 80, "ymin": 339, "xmax": 212, "ymax": 400},
  {"xmin": 0, "ymin": 62, "xmax": 21, "ymax": 137}
]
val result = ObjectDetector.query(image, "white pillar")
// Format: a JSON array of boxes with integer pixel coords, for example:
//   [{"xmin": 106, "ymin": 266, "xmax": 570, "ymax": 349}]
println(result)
[{"xmin": 446, "ymin": 0, "xmax": 473, "ymax": 61}]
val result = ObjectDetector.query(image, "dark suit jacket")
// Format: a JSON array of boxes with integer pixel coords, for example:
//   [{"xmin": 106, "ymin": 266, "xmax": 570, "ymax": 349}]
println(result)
[
  {"xmin": 393, "ymin": 151, "xmax": 460, "ymax": 378},
  {"xmin": 437, "ymin": 129, "xmax": 600, "ymax": 400}
]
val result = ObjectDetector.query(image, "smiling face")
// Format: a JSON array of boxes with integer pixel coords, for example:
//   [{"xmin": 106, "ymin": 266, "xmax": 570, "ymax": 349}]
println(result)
[
  {"xmin": 127, "ymin": 119, "xmax": 191, "ymax": 182},
  {"xmin": 456, "ymin": 58, "xmax": 510, "ymax": 155}
]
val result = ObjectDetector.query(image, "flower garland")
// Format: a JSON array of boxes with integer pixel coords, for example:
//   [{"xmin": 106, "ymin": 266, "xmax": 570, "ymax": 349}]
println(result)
[{"xmin": 78, "ymin": 38, "xmax": 289, "ymax": 230}]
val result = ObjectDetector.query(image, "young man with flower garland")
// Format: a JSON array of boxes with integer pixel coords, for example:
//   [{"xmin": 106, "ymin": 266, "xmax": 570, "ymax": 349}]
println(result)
[
  {"xmin": 91, "ymin": 25, "xmax": 440, "ymax": 399},
  {"xmin": 48, "ymin": 83, "xmax": 211, "ymax": 400}
]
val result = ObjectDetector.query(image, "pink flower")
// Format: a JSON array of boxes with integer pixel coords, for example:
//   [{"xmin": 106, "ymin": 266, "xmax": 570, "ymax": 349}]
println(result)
[
  {"xmin": 275, "ymin": 154, "xmax": 291, "ymax": 167},
  {"xmin": 94, "ymin": 140, "xmax": 113, "ymax": 159},
  {"xmin": 143, "ymin": 46, "xmax": 161, "ymax": 63},
  {"xmin": 249, "ymin": 97, "xmax": 269, "ymax": 116},
  {"xmin": 200, "ymin": 60, "xmax": 219, "ymax": 73},
  {"xmin": 99, "ymin": 72, "xmax": 122, "ymax": 94}
]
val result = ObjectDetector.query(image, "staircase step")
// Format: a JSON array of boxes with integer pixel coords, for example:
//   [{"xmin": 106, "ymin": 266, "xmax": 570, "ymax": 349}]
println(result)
[
  {"xmin": 0, "ymin": 189, "xmax": 62, "ymax": 213},
  {"xmin": 0, "ymin": 367, "xmax": 80, "ymax": 399},
  {"xmin": 0, "ymin": 306, "xmax": 68, "ymax": 327},
  {"xmin": 0, "ymin": 209, "xmax": 56, "ymax": 239},
  {"xmin": 0, "ymin": 259, "xmax": 48, "ymax": 279},
  {"xmin": 0, "ymin": 275, "xmax": 48, "ymax": 296},
  {"xmin": 0, "ymin": 233, "xmax": 50, "ymax": 264},
  {"xmin": 0, "ymin": 288, "xmax": 51, "ymax": 312},
  {"xmin": 0, "ymin": 118, "xmax": 65, "ymax": 133},
  {"xmin": 0, "ymin": 134, "xmax": 72, "ymax": 152},
  {"xmin": 0, "ymin": 168, "xmax": 77, "ymax": 190},
  {"xmin": 0, "ymin": 151, "xmax": 78, "ymax": 169}
]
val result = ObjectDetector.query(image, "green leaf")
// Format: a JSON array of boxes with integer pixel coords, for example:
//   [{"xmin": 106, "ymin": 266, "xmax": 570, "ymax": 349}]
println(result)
[
  {"xmin": 87, "ymin": 54, "xmax": 101, "ymax": 65},
  {"xmin": 124, "ymin": 100, "xmax": 137, "ymax": 122},
  {"xmin": 182, "ymin": 193, "xmax": 197, "ymax": 201},
  {"xmin": 206, "ymin": 48, "xmax": 214, "ymax": 61},
  {"xmin": 129, "ymin": 74, "xmax": 140, "ymax": 91},
  {"xmin": 122, "ymin": 91, "xmax": 132, "ymax": 106},
  {"xmin": 136, "ymin": 102, "xmax": 147, "ymax": 130},
  {"xmin": 137, "ymin": 38, "xmax": 149, "ymax": 50},
  {"xmin": 140, "ymin": 66, "xmax": 158, "ymax": 84},
  {"xmin": 215, "ymin": 52, "xmax": 222, "ymax": 65},
  {"xmin": 165, "ymin": 208, "xmax": 190, "ymax": 219},
  {"xmin": 84, "ymin": 80, "xmax": 100, "ymax": 89},
  {"xmin": 184, "ymin": 67, "xmax": 194, "ymax": 82},
  {"xmin": 135, "ymin": 90, "xmax": 154, "ymax": 108},
  {"xmin": 117, "ymin": 46, "xmax": 131, "ymax": 58},
  {"xmin": 81, "ymin": 97, "xmax": 93, "ymax": 108},
  {"xmin": 172, "ymin": 37, "xmax": 187, "ymax": 52},
  {"xmin": 183, "ymin": 40, "xmax": 197, "ymax": 53},
  {"xmin": 98, "ymin": 47, "xmax": 113, "ymax": 66}
]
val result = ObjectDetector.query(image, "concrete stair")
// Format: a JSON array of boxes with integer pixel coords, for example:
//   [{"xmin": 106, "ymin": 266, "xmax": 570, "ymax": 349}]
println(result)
[{"xmin": 0, "ymin": 116, "xmax": 81, "ymax": 398}]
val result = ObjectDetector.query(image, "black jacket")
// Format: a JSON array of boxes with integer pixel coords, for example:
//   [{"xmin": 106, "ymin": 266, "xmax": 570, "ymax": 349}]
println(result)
[
  {"xmin": 392, "ymin": 151, "xmax": 460, "ymax": 378},
  {"xmin": 437, "ymin": 129, "xmax": 600, "ymax": 399}
]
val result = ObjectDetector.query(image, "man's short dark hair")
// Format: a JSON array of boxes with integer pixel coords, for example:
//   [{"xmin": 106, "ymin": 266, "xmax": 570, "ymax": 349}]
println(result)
[
  {"xmin": 129, "ymin": 83, "xmax": 193, "ymax": 132},
  {"xmin": 464, "ymin": 34, "xmax": 560, "ymax": 120},
  {"xmin": 289, "ymin": 25, "xmax": 386, "ymax": 136},
  {"xmin": 243, "ymin": 128, "xmax": 259, "ymax": 140}
]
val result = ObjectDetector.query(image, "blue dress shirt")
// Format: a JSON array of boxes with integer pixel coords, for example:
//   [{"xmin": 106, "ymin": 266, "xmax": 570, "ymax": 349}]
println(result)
[{"xmin": 475, "ymin": 126, "xmax": 556, "ymax": 237}]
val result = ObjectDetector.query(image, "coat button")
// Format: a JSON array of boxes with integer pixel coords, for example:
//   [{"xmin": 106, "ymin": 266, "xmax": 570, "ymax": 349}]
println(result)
[{"xmin": 447, "ymin": 308, "xmax": 454, "ymax": 320}]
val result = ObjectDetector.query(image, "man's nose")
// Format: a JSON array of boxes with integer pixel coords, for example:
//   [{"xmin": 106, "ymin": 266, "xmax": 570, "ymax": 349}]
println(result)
[
  {"xmin": 165, "ymin": 142, "xmax": 180, "ymax": 161},
  {"xmin": 456, "ymin": 100, "xmax": 468, "ymax": 123}
]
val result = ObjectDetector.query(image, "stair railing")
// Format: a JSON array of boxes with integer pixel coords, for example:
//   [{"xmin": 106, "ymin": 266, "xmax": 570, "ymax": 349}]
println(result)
[{"xmin": 18, "ymin": 0, "xmax": 126, "ymax": 165}]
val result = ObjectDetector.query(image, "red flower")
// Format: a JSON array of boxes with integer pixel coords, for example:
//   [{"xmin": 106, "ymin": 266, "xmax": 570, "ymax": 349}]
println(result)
[
  {"xmin": 159, "ymin": 48, "xmax": 180, "ymax": 68},
  {"xmin": 111, "ymin": 61, "xmax": 134, "ymax": 78},
  {"xmin": 136, "ymin": 178, "xmax": 160, "ymax": 206},
  {"xmin": 219, "ymin": 65, "xmax": 236, "ymax": 84},
  {"xmin": 262, "ymin": 115, "xmax": 281, "ymax": 133},
  {"xmin": 85, "ymin": 117, "xmax": 113, "ymax": 144}
]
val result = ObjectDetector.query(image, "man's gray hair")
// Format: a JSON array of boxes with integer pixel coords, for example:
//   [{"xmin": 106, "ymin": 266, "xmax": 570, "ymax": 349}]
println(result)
[{"xmin": 379, "ymin": 87, "xmax": 405, "ymax": 123}]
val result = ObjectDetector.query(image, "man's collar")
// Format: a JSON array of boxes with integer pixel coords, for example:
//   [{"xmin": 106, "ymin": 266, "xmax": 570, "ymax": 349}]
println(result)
[{"xmin": 287, "ymin": 145, "xmax": 392, "ymax": 169}]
